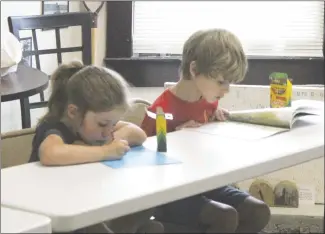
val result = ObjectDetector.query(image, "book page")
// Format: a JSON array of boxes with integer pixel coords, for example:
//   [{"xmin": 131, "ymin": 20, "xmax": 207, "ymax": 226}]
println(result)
[
  {"xmin": 229, "ymin": 107, "xmax": 293, "ymax": 129},
  {"xmin": 292, "ymin": 99, "xmax": 324, "ymax": 116},
  {"xmin": 184, "ymin": 122, "xmax": 288, "ymax": 140},
  {"xmin": 291, "ymin": 100, "xmax": 324, "ymax": 126}
]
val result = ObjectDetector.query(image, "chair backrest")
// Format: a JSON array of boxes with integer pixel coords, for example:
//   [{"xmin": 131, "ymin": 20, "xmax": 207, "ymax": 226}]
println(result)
[
  {"xmin": 8, "ymin": 12, "xmax": 92, "ymax": 69},
  {"xmin": 164, "ymin": 82, "xmax": 176, "ymax": 90},
  {"xmin": 121, "ymin": 98, "xmax": 152, "ymax": 127},
  {"xmin": 1, "ymin": 128, "xmax": 35, "ymax": 169}
]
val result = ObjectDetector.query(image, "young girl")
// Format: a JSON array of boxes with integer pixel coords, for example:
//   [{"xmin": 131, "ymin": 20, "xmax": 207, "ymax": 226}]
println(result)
[{"xmin": 31, "ymin": 61, "xmax": 163, "ymax": 233}]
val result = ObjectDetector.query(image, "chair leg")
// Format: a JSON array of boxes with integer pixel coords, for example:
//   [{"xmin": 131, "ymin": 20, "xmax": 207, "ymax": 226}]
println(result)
[
  {"xmin": 20, "ymin": 98, "xmax": 31, "ymax": 129},
  {"xmin": 40, "ymin": 91, "xmax": 45, "ymax": 102}
]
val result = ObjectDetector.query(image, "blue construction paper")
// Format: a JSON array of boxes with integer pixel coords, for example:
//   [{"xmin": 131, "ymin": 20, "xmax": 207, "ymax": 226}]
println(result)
[{"xmin": 102, "ymin": 146, "xmax": 181, "ymax": 169}]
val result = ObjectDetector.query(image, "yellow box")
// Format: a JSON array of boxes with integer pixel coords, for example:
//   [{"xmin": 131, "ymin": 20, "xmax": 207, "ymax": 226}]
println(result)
[{"xmin": 269, "ymin": 72, "xmax": 292, "ymax": 108}]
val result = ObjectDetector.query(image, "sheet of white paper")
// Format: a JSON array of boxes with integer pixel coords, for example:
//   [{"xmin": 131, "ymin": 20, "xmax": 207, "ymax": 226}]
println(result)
[
  {"xmin": 184, "ymin": 122, "xmax": 288, "ymax": 140},
  {"xmin": 298, "ymin": 185, "xmax": 315, "ymax": 205}
]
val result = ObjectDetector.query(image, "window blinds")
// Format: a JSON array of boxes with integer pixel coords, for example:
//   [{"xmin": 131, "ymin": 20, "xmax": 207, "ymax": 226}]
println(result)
[{"xmin": 132, "ymin": 1, "xmax": 324, "ymax": 57}]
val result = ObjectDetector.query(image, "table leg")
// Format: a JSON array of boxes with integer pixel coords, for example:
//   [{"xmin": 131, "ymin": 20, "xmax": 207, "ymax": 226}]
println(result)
[
  {"xmin": 40, "ymin": 92, "xmax": 45, "ymax": 102},
  {"xmin": 20, "ymin": 98, "xmax": 31, "ymax": 129}
]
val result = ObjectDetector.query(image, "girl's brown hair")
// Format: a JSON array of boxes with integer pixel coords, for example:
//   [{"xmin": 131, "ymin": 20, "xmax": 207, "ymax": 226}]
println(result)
[{"xmin": 39, "ymin": 61, "xmax": 129, "ymax": 124}]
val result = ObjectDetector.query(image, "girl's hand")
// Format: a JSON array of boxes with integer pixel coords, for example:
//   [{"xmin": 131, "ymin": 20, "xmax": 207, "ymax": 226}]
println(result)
[
  {"xmin": 103, "ymin": 138, "xmax": 130, "ymax": 160},
  {"xmin": 175, "ymin": 120, "xmax": 202, "ymax": 131},
  {"xmin": 73, "ymin": 139, "xmax": 128, "ymax": 161},
  {"xmin": 215, "ymin": 108, "xmax": 229, "ymax": 121}
]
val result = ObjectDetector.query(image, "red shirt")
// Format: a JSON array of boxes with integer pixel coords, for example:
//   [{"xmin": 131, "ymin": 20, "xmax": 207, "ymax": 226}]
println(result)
[{"xmin": 141, "ymin": 89, "xmax": 218, "ymax": 137}]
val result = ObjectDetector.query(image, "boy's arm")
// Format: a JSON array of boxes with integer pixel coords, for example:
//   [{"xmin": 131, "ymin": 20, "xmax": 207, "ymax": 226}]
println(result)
[
  {"xmin": 175, "ymin": 120, "xmax": 202, "ymax": 130},
  {"xmin": 113, "ymin": 121, "xmax": 147, "ymax": 146},
  {"xmin": 213, "ymin": 107, "xmax": 230, "ymax": 121}
]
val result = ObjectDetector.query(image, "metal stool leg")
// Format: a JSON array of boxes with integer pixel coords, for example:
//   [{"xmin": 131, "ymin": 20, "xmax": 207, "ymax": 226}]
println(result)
[
  {"xmin": 20, "ymin": 97, "xmax": 31, "ymax": 129},
  {"xmin": 40, "ymin": 91, "xmax": 45, "ymax": 102}
]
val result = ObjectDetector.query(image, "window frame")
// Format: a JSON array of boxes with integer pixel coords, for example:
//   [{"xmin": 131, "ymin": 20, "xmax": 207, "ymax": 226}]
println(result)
[
  {"xmin": 132, "ymin": 1, "xmax": 325, "ymax": 58},
  {"xmin": 106, "ymin": 1, "xmax": 325, "ymax": 60}
]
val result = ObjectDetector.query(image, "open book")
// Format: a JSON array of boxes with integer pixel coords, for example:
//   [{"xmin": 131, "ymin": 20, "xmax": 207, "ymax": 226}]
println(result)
[
  {"xmin": 185, "ymin": 99, "xmax": 324, "ymax": 140},
  {"xmin": 229, "ymin": 99, "xmax": 323, "ymax": 129}
]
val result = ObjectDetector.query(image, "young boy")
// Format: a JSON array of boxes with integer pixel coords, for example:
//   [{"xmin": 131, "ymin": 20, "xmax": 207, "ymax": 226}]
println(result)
[{"xmin": 141, "ymin": 29, "xmax": 270, "ymax": 233}]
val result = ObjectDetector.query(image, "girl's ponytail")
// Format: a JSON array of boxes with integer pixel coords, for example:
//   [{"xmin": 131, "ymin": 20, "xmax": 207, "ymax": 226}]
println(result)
[{"xmin": 39, "ymin": 61, "xmax": 84, "ymax": 124}]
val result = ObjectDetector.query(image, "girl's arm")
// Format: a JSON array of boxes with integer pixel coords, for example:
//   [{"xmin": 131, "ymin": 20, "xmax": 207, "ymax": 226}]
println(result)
[
  {"xmin": 113, "ymin": 121, "xmax": 147, "ymax": 146},
  {"xmin": 39, "ymin": 134, "xmax": 128, "ymax": 166}
]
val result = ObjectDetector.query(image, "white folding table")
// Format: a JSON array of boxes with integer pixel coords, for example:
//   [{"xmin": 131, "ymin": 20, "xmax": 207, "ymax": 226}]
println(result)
[
  {"xmin": 1, "ymin": 207, "xmax": 51, "ymax": 233},
  {"xmin": 1, "ymin": 116, "xmax": 323, "ymax": 232}
]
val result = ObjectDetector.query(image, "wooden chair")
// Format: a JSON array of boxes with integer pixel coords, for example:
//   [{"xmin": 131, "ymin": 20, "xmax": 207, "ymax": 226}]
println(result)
[
  {"xmin": 164, "ymin": 82, "xmax": 176, "ymax": 90},
  {"xmin": 1, "ymin": 128, "xmax": 35, "ymax": 168},
  {"xmin": 121, "ymin": 98, "xmax": 152, "ymax": 127},
  {"xmin": 7, "ymin": 12, "xmax": 92, "ymax": 127}
]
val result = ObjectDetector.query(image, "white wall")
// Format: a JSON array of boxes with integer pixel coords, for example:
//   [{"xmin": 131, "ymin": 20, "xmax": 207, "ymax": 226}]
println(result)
[{"xmin": 1, "ymin": 1, "xmax": 107, "ymax": 73}]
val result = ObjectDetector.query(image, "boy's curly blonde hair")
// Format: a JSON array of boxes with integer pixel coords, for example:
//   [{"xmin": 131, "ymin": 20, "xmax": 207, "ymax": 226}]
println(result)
[{"xmin": 180, "ymin": 28, "xmax": 248, "ymax": 83}]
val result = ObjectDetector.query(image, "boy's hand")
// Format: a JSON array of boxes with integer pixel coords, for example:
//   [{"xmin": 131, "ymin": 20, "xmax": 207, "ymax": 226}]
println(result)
[
  {"xmin": 215, "ymin": 108, "xmax": 229, "ymax": 121},
  {"xmin": 175, "ymin": 120, "xmax": 202, "ymax": 131}
]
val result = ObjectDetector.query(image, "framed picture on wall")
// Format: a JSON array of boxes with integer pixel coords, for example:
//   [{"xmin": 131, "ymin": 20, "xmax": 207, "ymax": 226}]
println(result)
[
  {"xmin": 19, "ymin": 37, "xmax": 33, "ymax": 67},
  {"xmin": 42, "ymin": 1, "xmax": 69, "ymax": 15}
]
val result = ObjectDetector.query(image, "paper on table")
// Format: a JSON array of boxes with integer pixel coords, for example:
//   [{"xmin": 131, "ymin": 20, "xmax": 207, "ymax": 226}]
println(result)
[
  {"xmin": 298, "ymin": 185, "xmax": 316, "ymax": 205},
  {"xmin": 184, "ymin": 122, "xmax": 288, "ymax": 140},
  {"xmin": 102, "ymin": 146, "xmax": 181, "ymax": 169}
]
